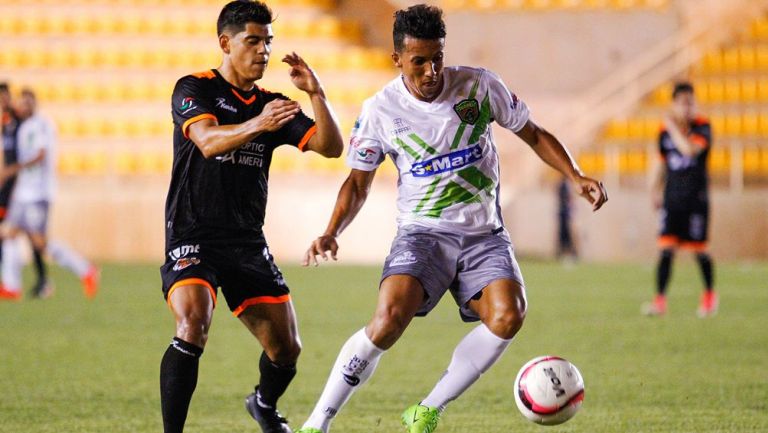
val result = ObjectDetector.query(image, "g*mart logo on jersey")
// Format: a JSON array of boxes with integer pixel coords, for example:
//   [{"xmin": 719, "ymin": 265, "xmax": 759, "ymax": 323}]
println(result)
[{"xmin": 410, "ymin": 145, "xmax": 482, "ymax": 177}]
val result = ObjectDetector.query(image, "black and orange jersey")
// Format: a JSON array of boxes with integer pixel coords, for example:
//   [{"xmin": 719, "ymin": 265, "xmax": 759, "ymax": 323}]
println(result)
[
  {"xmin": 658, "ymin": 116, "xmax": 711, "ymax": 211},
  {"xmin": 2, "ymin": 109, "xmax": 19, "ymax": 167},
  {"xmin": 165, "ymin": 69, "xmax": 316, "ymax": 247}
]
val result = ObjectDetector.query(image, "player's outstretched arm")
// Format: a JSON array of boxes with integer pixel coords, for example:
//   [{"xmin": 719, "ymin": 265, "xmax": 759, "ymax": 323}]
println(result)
[
  {"xmin": 188, "ymin": 99, "xmax": 301, "ymax": 159},
  {"xmin": 303, "ymin": 169, "xmax": 377, "ymax": 267},
  {"xmin": 283, "ymin": 52, "xmax": 343, "ymax": 158},
  {"xmin": 516, "ymin": 120, "xmax": 608, "ymax": 211}
]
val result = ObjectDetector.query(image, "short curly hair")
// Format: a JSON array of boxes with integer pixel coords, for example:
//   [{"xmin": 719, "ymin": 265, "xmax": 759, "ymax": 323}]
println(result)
[
  {"xmin": 392, "ymin": 4, "xmax": 446, "ymax": 52},
  {"xmin": 217, "ymin": 1, "xmax": 273, "ymax": 36}
]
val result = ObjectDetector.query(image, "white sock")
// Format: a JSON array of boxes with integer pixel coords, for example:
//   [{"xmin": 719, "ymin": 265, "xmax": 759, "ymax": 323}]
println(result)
[
  {"xmin": 48, "ymin": 240, "xmax": 91, "ymax": 278},
  {"xmin": 2, "ymin": 238, "xmax": 24, "ymax": 292},
  {"xmin": 302, "ymin": 328, "xmax": 385, "ymax": 432},
  {"xmin": 420, "ymin": 324, "xmax": 513, "ymax": 411}
]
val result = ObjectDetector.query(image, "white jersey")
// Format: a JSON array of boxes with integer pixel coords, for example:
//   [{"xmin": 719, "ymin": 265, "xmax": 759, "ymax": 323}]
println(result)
[
  {"xmin": 13, "ymin": 114, "xmax": 56, "ymax": 203},
  {"xmin": 347, "ymin": 66, "xmax": 530, "ymax": 234}
]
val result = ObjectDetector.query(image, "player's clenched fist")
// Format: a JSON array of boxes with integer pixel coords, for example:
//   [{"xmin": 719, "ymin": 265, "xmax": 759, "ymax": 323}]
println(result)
[
  {"xmin": 255, "ymin": 99, "xmax": 300, "ymax": 132},
  {"xmin": 302, "ymin": 234, "xmax": 338, "ymax": 267}
]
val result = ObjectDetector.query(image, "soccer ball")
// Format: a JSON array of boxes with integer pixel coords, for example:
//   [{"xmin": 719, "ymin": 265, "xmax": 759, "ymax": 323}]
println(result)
[{"xmin": 513, "ymin": 356, "xmax": 585, "ymax": 425}]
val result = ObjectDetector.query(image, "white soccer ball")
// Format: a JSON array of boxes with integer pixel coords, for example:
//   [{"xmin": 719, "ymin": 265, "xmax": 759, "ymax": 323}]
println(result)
[{"xmin": 513, "ymin": 355, "xmax": 585, "ymax": 426}]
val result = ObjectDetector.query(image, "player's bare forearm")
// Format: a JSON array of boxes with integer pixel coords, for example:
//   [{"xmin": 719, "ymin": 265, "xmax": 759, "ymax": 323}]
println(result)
[
  {"xmin": 188, "ymin": 100, "xmax": 299, "ymax": 158},
  {"xmin": 517, "ymin": 120, "xmax": 608, "ymax": 210},
  {"xmin": 664, "ymin": 116, "xmax": 699, "ymax": 157},
  {"xmin": 304, "ymin": 91, "xmax": 343, "ymax": 158},
  {"xmin": 517, "ymin": 121, "xmax": 581, "ymax": 180},
  {"xmin": 324, "ymin": 169, "xmax": 376, "ymax": 237}
]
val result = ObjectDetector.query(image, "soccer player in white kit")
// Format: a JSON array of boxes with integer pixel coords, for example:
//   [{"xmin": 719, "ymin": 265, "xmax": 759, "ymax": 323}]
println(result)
[
  {"xmin": 297, "ymin": 5, "xmax": 608, "ymax": 433},
  {"xmin": 0, "ymin": 89, "xmax": 99, "ymax": 300}
]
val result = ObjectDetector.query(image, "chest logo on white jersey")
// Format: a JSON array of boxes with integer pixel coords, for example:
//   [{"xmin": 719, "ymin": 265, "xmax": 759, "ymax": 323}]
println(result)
[
  {"xmin": 410, "ymin": 145, "xmax": 482, "ymax": 177},
  {"xmin": 391, "ymin": 118, "xmax": 411, "ymax": 136},
  {"xmin": 453, "ymin": 98, "xmax": 480, "ymax": 125}
]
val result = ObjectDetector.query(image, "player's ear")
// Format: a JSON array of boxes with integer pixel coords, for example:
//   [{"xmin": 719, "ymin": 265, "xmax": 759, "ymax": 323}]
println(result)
[
  {"xmin": 392, "ymin": 52, "xmax": 402, "ymax": 68},
  {"xmin": 219, "ymin": 33, "xmax": 231, "ymax": 54}
]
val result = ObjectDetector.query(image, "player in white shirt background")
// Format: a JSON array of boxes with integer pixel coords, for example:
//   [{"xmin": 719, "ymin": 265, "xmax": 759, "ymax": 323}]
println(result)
[
  {"xmin": 0, "ymin": 89, "xmax": 99, "ymax": 300},
  {"xmin": 295, "ymin": 4, "xmax": 607, "ymax": 433}
]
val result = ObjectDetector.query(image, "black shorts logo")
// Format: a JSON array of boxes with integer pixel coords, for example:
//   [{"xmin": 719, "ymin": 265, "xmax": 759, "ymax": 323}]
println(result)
[
  {"xmin": 173, "ymin": 257, "xmax": 200, "ymax": 271},
  {"xmin": 453, "ymin": 98, "xmax": 480, "ymax": 125}
]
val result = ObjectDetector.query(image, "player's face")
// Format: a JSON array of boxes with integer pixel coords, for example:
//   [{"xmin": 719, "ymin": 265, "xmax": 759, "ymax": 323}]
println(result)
[
  {"xmin": 222, "ymin": 22, "xmax": 273, "ymax": 83},
  {"xmin": 393, "ymin": 36, "xmax": 445, "ymax": 102},
  {"xmin": 0, "ymin": 90, "xmax": 10, "ymax": 110},
  {"xmin": 672, "ymin": 91, "xmax": 696, "ymax": 120},
  {"xmin": 17, "ymin": 93, "xmax": 35, "ymax": 119}
]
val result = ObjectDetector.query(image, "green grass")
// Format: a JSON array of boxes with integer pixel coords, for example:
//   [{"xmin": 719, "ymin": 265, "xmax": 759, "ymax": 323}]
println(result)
[{"xmin": 1, "ymin": 260, "xmax": 766, "ymax": 433}]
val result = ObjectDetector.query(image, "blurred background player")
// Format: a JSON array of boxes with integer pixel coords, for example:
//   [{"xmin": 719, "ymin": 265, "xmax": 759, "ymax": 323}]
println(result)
[
  {"xmin": 556, "ymin": 176, "xmax": 578, "ymax": 263},
  {"xmin": 0, "ymin": 83, "xmax": 49, "ymax": 300},
  {"xmin": 297, "ymin": 5, "xmax": 607, "ymax": 433},
  {"xmin": 158, "ymin": 2, "xmax": 343, "ymax": 433},
  {"xmin": 0, "ymin": 88, "xmax": 99, "ymax": 300},
  {"xmin": 644, "ymin": 81, "xmax": 717, "ymax": 318}
]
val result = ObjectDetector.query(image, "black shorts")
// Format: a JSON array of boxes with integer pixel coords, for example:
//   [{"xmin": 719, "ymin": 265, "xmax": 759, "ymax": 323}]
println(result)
[
  {"xmin": 0, "ymin": 177, "xmax": 16, "ymax": 220},
  {"xmin": 160, "ymin": 240, "xmax": 290, "ymax": 316},
  {"xmin": 658, "ymin": 207, "xmax": 709, "ymax": 249}
]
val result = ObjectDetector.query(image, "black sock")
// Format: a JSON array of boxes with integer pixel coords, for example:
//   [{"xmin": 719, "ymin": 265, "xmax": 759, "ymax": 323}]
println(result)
[
  {"xmin": 160, "ymin": 337, "xmax": 204, "ymax": 433},
  {"xmin": 32, "ymin": 248, "xmax": 47, "ymax": 287},
  {"xmin": 656, "ymin": 249, "xmax": 674, "ymax": 296},
  {"xmin": 256, "ymin": 351, "xmax": 297, "ymax": 409},
  {"xmin": 696, "ymin": 253, "xmax": 714, "ymax": 291}
]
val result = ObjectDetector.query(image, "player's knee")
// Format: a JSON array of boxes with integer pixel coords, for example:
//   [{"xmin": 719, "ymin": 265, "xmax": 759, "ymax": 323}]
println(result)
[
  {"xmin": 485, "ymin": 300, "xmax": 526, "ymax": 339},
  {"xmin": 269, "ymin": 338, "xmax": 302, "ymax": 365},
  {"xmin": 368, "ymin": 307, "xmax": 411, "ymax": 348},
  {"xmin": 176, "ymin": 313, "xmax": 212, "ymax": 348}
]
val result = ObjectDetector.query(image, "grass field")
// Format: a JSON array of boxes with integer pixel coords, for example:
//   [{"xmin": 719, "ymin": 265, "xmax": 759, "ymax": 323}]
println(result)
[{"xmin": 1, "ymin": 260, "xmax": 766, "ymax": 433}]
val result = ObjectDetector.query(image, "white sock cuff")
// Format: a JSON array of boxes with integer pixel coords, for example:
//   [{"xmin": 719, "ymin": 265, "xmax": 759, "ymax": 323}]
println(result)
[
  {"xmin": 478, "ymin": 323, "xmax": 515, "ymax": 344},
  {"xmin": 355, "ymin": 328, "xmax": 385, "ymax": 355}
]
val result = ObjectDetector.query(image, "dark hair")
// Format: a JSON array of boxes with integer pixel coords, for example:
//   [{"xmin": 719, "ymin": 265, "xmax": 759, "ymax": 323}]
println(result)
[
  {"xmin": 20, "ymin": 88, "xmax": 35, "ymax": 100},
  {"xmin": 393, "ymin": 4, "xmax": 446, "ymax": 52},
  {"xmin": 0, "ymin": 82, "xmax": 8, "ymax": 93},
  {"xmin": 672, "ymin": 81, "xmax": 694, "ymax": 99},
  {"xmin": 217, "ymin": 1, "xmax": 273, "ymax": 36}
]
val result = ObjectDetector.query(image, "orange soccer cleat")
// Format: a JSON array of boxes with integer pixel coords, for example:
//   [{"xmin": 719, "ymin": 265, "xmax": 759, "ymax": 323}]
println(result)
[
  {"xmin": 82, "ymin": 267, "xmax": 101, "ymax": 299},
  {"xmin": 697, "ymin": 291, "xmax": 719, "ymax": 318}
]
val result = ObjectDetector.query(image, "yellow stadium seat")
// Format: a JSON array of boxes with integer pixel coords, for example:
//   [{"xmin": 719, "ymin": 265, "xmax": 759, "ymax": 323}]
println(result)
[
  {"xmin": 115, "ymin": 152, "xmax": 139, "ymax": 175},
  {"xmin": 742, "ymin": 112, "xmax": 759, "ymax": 136},
  {"xmin": 758, "ymin": 113, "xmax": 768, "ymax": 137},
  {"xmin": 709, "ymin": 115, "xmax": 725, "ymax": 136},
  {"xmin": 643, "ymin": 118, "xmax": 660, "ymax": 139},
  {"xmin": 58, "ymin": 152, "xmax": 85, "ymax": 175},
  {"xmin": 708, "ymin": 147, "xmax": 729, "ymax": 174},
  {"xmin": 750, "ymin": 19, "xmax": 768, "ymax": 40},
  {"xmin": 738, "ymin": 45, "xmax": 756, "ymax": 70},
  {"xmin": 577, "ymin": 152, "xmax": 607, "ymax": 173},
  {"xmin": 705, "ymin": 80, "xmax": 725, "ymax": 103},
  {"xmin": 82, "ymin": 152, "xmax": 108, "ymax": 174},
  {"xmin": 755, "ymin": 45, "xmax": 768, "ymax": 70},
  {"xmin": 758, "ymin": 78, "xmax": 768, "ymax": 102},
  {"xmin": 760, "ymin": 148, "xmax": 768, "ymax": 175},
  {"xmin": 627, "ymin": 118, "xmax": 645, "ymax": 140},
  {"xmin": 650, "ymin": 85, "xmax": 671, "ymax": 105},
  {"xmin": 700, "ymin": 51, "xmax": 723, "ymax": 74},
  {"xmin": 618, "ymin": 150, "xmax": 647, "ymax": 174},
  {"xmin": 743, "ymin": 148, "xmax": 760, "ymax": 174},
  {"xmin": 740, "ymin": 78, "xmax": 758, "ymax": 103},
  {"xmin": 723, "ymin": 79, "xmax": 741, "ymax": 102},
  {"xmin": 604, "ymin": 119, "xmax": 629, "ymax": 140},
  {"xmin": 721, "ymin": 48, "xmax": 740, "ymax": 72},
  {"xmin": 724, "ymin": 114, "xmax": 742, "ymax": 136}
]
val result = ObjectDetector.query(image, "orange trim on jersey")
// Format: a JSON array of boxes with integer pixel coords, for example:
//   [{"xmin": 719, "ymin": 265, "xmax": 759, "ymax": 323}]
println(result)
[
  {"xmin": 191, "ymin": 70, "xmax": 216, "ymax": 79},
  {"xmin": 689, "ymin": 133, "xmax": 709, "ymax": 149},
  {"xmin": 232, "ymin": 294, "xmax": 291, "ymax": 317},
  {"xmin": 231, "ymin": 88, "xmax": 256, "ymax": 105},
  {"xmin": 680, "ymin": 241, "xmax": 708, "ymax": 252},
  {"xmin": 0, "ymin": 207, "xmax": 6, "ymax": 219},
  {"xmin": 182, "ymin": 113, "xmax": 218, "ymax": 139},
  {"xmin": 297, "ymin": 125, "xmax": 317, "ymax": 152},
  {"xmin": 658, "ymin": 235, "xmax": 680, "ymax": 248},
  {"xmin": 167, "ymin": 278, "xmax": 217, "ymax": 308}
]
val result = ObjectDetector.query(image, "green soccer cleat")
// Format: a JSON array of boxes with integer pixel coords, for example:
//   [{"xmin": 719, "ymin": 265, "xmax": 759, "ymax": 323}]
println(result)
[
  {"xmin": 401, "ymin": 404, "xmax": 440, "ymax": 433},
  {"xmin": 294, "ymin": 428, "xmax": 323, "ymax": 433}
]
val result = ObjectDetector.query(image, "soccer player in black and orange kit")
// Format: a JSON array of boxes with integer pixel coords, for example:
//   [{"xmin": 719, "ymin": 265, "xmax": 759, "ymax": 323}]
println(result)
[
  {"xmin": 644, "ymin": 82, "xmax": 717, "ymax": 318},
  {"xmin": 158, "ymin": 2, "xmax": 343, "ymax": 433}
]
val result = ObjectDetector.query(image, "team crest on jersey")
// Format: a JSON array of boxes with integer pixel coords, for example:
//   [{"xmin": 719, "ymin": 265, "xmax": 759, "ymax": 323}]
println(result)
[
  {"xmin": 173, "ymin": 257, "xmax": 200, "ymax": 271},
  {"xmin": 180, "ymin": 97, "xmax": 197, "ymax": 114},
  {"xmin": 453, "ymin": 98, "xmax": 480, "ymax": 125}
]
